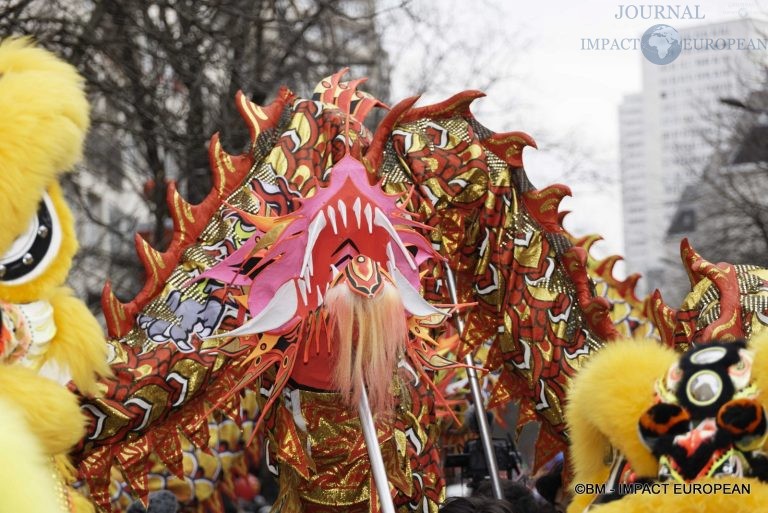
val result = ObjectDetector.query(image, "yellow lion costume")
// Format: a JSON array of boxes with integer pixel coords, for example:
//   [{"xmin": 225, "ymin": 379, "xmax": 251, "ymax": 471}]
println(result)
[
  {"xmin": 567, "ymin": 336, "xmax": 768, "ymax": 512},
  {"xmin": 566, "ymin": 244, "xmax": 768, "ymax": 513},
  {"xmin": 0, "ymin": 38, "xmax": 110, "ymax": 512}
]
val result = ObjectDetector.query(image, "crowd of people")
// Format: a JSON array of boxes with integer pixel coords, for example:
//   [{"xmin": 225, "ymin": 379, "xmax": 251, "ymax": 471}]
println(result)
[{"xmin": 440, "ymin": 464, "xmax": 568, "ymax": 513}]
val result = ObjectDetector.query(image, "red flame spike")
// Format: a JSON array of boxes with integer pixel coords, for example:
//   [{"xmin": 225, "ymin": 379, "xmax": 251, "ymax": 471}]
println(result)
[
  {"xmin": 401, "ymin": 90, "xmax": 485, "ymax": 123},
  {"xmin": 595, "ymin": 254, "xmax": 622, "ymax": 278},
  {"xmin": 103, "ymin": 91, "xmax": 295, "ymax": 337},
  {"xmin": 236, "ymin": 86, "xmax": 295, "ymax": 144},
  {"xmin": 134, "ymin": 233, "xmax": 166, "ymax": 287},
  {"xmin": 649, "ymin": 289, "xmax": 676, "ymax": 347},
  {"xmin": 151, "ymin": 426, "xmax": 185, "ymax": 480},
  {"xmin": 101, "ymin": 281, "xmax": 132, "ymax": 338},
  {"xmin": 680, "ymin": 238, "xmax": 707, "ymax": 287},
  {"xmin": 522, "ymin": 184, "xmax": 572, "ymax": 233},
  {"xmin": 364, "ymin": 95, "xmax": 420, "ymax": 172},
  {"xmin": 483, "ymin": 130, "xmax": 537, "ymax": 168},
  {"xmin": 80, "ymin": 447, "xmax": 113, "ymax": 512},
  {"xmin": 114, "ymin": 437, "xmax": 152, "ymax": 507},
  {"xmin": 210, "ymin": 134, "xmax": 236, "ymax": 194},
  {"xmin": 561, "ymin": 246, "xmax": 620, "ymax": 340},
  {"xmin": 573, "ymin": 233, "xmax": 603, "ymax": 253},
  {"xmin": 166, "ymin": 181, "xmax": 195, "ymax": 242},
  {"xmin": 617, "ymin": 273, "xmax": 642, "ymax": 303}
]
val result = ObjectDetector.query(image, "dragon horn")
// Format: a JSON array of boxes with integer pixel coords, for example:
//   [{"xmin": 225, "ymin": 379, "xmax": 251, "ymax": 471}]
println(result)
[
  {"xmin": 680, "ymin": 238, "xmax": 708, "ymax": 287},
  {"xmin": 649, "ymin": 288, "xmax": 677, "ymax": 348},
  {"xmin": 364, "ymin": 95, "xmax": 420, "ymax": 172}
]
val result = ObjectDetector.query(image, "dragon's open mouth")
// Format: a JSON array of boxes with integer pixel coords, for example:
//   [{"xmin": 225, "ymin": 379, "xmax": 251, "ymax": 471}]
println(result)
[{"xmin": 209, "ymin": 155, "xmax": 445, "ymax": 338}]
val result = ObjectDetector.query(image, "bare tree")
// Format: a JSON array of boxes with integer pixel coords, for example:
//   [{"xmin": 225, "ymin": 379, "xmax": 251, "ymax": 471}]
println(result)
[
  {"xmin": 0, "ymin": 0, "xmax": 390, "ymax": 306},
  {"xmin": 663, "ymin": 87, "xmax": 768, "ymax": 303}
]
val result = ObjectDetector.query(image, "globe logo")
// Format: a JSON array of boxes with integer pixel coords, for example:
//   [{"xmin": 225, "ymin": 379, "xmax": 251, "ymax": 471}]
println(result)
[{"xmin": 641, "ymin": 24, "xmax": 682, "ymax": 65}]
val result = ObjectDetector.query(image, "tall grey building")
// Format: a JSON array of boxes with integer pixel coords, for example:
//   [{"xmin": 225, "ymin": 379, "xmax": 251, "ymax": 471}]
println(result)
[{"xmin": 619, "ymin": 18, "xmax": 768, "ymax": 303}]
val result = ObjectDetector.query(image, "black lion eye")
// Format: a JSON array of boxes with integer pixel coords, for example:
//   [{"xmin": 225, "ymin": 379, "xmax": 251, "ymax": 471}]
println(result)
[
  {"xmin": 717, "ymin": 398, "xmax": 767, "ymax": 441},
  {"xmin": 0, "ymin": 194, "xmax": 58, "ymax": 284},
  {"xmin": 639, "ymin": 402, "xmax": 691, "ymax": 450}
]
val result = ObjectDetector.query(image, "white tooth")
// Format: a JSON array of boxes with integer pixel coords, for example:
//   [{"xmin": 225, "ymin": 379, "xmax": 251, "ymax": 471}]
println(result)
[
  {"xmin": 374, "ymin": 208, "xmax": 416, "ymax": 270},
  {"xmin": 301, "ymin": 211, "xmax": 327, "ymax": 278},
  {"xmin": 327, "ymin": 205, "xmax": 338, "ymax": 234},
  {"xmin": 364, "ymin": 203, "xmax": 373, "ymax": 234},
  {"xmin": 386, "ymin": 242, "xmax": 397, "ymax": 272},
  {"xmin": 316, "ymin": 285, "xmax": 324, "ymax": 304},
  {"xmin": 330, "ymin": 264, "xmax": 340, "ymax": 279},
  {"xmin": 337, "ymin": 200, "xmax": 348, "ymax": 227},
  {"xmin": 207, "ymin": 281, "xmax": 299, "ymax": 337},
  {"xmin": 298, "ymin": 276, "xmax": 308, "ymax": 305},
  {"xmin": 391, "ymin": 267, "xmax": 447, "ymax": 318},
  {"xmin": 353, "ymin": 197, "xmax": 362, "ymax": 229}
]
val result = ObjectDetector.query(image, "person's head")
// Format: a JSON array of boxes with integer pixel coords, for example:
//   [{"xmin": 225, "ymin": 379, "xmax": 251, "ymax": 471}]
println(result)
[
  {"xmin": 126, "ymin": 491, "xmax": 180, "ymax": 513},
  {"xmin": 534, "ymin": 462, "xmax": 567, "ymax": 513},
  {"xmin": 472, "ymin": 479, "xmax": 539, "ymax": 513},
  {"xmin": 439, "ymin": 496, "xmax": 514, "ymax": 513}
]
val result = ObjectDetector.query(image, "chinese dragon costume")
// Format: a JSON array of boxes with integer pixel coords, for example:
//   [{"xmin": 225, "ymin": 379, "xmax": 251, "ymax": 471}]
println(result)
[{"xmin": 66, "ymin": 65, "xmax": 620, "ymax": 513}]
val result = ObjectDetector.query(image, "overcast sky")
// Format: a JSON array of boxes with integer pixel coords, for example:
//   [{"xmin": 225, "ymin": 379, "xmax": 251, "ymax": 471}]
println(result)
[{"xmin": 380, "ymin": 0, "xmax": 765, "ymax": 275}]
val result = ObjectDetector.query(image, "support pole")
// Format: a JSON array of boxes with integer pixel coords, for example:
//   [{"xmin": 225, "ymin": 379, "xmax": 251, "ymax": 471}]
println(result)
[
  {"xmin": 359, "ymin": 384, "xmax": 397, "ymax": 513},
  {"xmin": 444, "ymin": 266, "xmax": 504, "ymax": 500}
]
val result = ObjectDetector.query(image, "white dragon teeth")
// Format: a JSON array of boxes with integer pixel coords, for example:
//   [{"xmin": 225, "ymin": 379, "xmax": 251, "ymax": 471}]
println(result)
[
  {"xmin": 364, "ymin": 203, "xmax": 373, "ymax": 234},
  {"xmin": 298, "ymin": 276, "xmax": 309, "ymax": 305},
  {"xmin": 353, "ymin": 197, "xmax": 362, "ymax": 229},
  {"xmin": 327, "ymin": 205, "xmax": 338, "ymax": 234},
  {"xmin": 209, "ymin": 280, "xmax": 299, "ymax": 338},
  {"xmin": 301, "ymin": 210, "xmax": 327, "ymax": 279},
  {"xmin": 375, "ymin": 207, "xmax": 416, "ymax": 270},
  {"xmin": 337, "ymin": 199, "xmax": 348, "ymax": 227}
]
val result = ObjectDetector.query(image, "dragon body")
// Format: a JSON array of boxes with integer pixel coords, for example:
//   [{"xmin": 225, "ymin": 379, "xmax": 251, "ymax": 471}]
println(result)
[{"xmin": 72, "ymin": 72, "xmax": 621, "ymax": 512}]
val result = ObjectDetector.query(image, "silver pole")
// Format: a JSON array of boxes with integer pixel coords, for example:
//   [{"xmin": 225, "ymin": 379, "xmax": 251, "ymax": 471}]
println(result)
[
  {"xmin": 358, "ymin": 383, "xmax": 397, "ymax": 513},
  {"xmin": 444, "ymin": 265, "xmax": 504, "ymax": 500}
]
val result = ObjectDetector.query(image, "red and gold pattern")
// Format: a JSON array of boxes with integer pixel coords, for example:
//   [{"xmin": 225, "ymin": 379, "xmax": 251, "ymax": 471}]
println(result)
[
  {"xmin": 373, "ymin": 93, "xmax": 620, "ymax": 467},
  {"xmin": 73, "ymin": 71, "xmax": 621, "ymax": 511},
  {"xmin": 569, "ymin": 231, "xmax": 660, "ymax": 341},
  {"xmin": 651, "ymin": 239, "xmax": 768, "ymax": 349}
]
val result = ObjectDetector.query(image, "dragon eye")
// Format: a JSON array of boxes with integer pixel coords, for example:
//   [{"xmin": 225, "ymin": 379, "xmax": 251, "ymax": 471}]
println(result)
[{"xmin": 0, "ymin": 193, "xmax": 61, "ymax": 285}]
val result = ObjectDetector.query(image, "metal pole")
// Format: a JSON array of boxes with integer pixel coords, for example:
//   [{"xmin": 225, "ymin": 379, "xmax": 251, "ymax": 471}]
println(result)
[
  {"xmin": 444, "ymin": 265, "xmax": 504, "ymax": 500},
  {"xmin": 358, "ymin": 383, "xmax": 397, "ymax": 513}
]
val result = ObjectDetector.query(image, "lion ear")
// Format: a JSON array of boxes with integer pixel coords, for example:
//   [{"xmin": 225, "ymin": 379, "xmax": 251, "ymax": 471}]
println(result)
[{"xmin": 0, "ymin": 38, "xmax": 89, "ymax": 255}]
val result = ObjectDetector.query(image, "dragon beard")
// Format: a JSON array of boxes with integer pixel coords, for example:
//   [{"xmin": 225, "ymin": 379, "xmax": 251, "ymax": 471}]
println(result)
[{"xmin": 325, "ymin": 279, "xmax": 407, "ymax": 416}]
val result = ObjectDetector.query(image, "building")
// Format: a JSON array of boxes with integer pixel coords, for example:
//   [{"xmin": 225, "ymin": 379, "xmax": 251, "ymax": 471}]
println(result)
[
  {"xmin": 664, "ymin": 89, "xmax": 768, "ymax": 297},
  {"xmin": 620, "ymin": 18, "xmax": 768, "ymax": 304}
]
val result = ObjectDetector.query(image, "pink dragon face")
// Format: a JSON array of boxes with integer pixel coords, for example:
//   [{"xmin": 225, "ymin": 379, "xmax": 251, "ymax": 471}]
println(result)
[{"xmin": 205, "ymin": 154, "xmax": 445, "ymax": 337}]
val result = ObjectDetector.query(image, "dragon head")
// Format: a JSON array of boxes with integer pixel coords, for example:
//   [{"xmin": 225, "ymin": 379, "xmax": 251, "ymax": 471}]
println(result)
[
  {"xmin": 206, "ymin": 153, "xmax": 445, "ymax": 335},
  {"xmin": 203, "ymin": 152, "xmax": 447, "ymax": 412}
]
